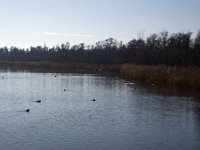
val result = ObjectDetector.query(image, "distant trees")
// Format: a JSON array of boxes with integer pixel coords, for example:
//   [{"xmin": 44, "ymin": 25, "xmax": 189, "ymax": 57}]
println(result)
[
  {"xmin": 193, "ymin": 31, "xmax": 200, "ymax": 66},
  {"xmin": 0, "ymin": 31, "xmax": 200, "ymax": 66}
]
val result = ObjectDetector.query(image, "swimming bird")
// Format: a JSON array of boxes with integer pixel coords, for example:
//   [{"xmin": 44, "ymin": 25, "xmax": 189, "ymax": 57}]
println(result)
[
  {"xmin": 25, "ymin": 109, "xmax": 30, "ymax": 112},
  {"xmin": 91, "ymin": 99, "xmax": 96, "ymax": 101},
  {"xmin": 35, "ymin": 100, "xmax": 41, "ymax": 103},
  {"xmin": 64, "ymin": 89, "xmax": 66, "ymax": 91}
]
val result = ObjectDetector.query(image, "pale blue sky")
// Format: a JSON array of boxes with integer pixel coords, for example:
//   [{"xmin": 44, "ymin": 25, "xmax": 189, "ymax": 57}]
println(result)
[{"xmin": 0, "ymin": 0, "xmax": 199, "ymax": 48}]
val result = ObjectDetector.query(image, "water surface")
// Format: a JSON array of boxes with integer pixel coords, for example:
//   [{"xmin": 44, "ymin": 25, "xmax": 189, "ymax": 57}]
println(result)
[{"xmin": 0, "ymin": 71, "xmax": 200, "ymax": 150}]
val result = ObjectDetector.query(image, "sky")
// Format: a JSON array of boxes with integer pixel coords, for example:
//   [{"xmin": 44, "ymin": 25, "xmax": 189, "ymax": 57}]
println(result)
[{"xmin": 0, "ymin": 0, "xmax": 199, "ymax": 48}]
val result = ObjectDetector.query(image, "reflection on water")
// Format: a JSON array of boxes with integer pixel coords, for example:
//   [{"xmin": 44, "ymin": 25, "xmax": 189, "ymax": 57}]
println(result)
[
  {"xmin": 0, "ymin": 71, "xmax": 200, "ymax": 150},
  {"xmin": 136, "ymin": 83, "xmax": 200, "ymax": 99}
]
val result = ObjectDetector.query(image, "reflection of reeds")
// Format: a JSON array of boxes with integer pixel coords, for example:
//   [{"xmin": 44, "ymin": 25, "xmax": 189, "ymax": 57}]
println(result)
[{"xmin": 120, "ymin": 64, "xmax": 200, "ymax": 89}]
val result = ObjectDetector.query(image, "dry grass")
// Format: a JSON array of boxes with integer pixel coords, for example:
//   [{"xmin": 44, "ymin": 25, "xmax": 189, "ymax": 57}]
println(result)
[{"xmin": 120, "ymin": 64, "xmax": 200, "ymax": 89}]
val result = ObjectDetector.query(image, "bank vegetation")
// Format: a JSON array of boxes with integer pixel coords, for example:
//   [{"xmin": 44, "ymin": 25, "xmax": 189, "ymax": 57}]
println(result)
[{"xmin": 0, "ymin": 30, "xmax": 200, "ymax": 88}]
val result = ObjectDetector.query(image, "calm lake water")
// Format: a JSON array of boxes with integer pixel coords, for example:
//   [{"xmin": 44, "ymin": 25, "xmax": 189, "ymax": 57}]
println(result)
[{"xmin": 0, "ymin": 71, "xmax": 200, "ymax": 150}]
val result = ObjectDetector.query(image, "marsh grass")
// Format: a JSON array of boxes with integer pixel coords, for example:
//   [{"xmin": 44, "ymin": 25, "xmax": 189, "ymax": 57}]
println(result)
[{"xmin": 121, "ymin": 64, "xmax": 200, "ymax": 89}]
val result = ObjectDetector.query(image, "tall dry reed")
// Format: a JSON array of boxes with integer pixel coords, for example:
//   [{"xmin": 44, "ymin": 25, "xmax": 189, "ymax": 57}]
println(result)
[{"xmin": 120, "ymin": 64, "xmax": 200, "ymax": 89}]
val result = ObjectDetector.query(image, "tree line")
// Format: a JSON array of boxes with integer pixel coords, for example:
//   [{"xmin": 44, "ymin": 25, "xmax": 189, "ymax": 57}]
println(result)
[{"xmin": 0, "ymin": 30, "xmax": 200, "ymax": 66}]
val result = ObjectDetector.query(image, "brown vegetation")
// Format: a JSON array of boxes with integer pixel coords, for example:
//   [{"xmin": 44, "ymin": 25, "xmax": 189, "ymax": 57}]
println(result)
[
  {"xmin": 120, "ymin": 64, "xmax": 200, "ymax": 89},
  {"xmin": 1, "ymin": 61, "xmax": 200, "ymax": 89}
]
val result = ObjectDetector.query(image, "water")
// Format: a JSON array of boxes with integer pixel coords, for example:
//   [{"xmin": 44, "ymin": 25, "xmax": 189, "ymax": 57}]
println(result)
[{"xmin": 0, "ymin": 71, "xmax": 200, "ymax": 150}]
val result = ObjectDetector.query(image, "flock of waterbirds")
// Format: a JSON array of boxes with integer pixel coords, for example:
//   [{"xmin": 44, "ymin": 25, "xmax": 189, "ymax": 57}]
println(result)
[
  {"xmin": 1, "ymin": 74, "xmax": 97, "ymax": 113},
  {"xmin": 21, "ymin": 75, "xmax": 97, "ymax": 113},
  {"xmin": 25, "ymin": 100, "xmax": 96, "ymax": 113}
]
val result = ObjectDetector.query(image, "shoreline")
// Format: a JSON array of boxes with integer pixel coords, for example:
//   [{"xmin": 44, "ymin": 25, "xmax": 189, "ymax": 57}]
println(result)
[
  {"xmin": 0, "ymin": 61, "xmax": 121, "ymax": 74},
  {"xmin": 1, "ymin": 61, "xmax": 200, "ymax": 89}
]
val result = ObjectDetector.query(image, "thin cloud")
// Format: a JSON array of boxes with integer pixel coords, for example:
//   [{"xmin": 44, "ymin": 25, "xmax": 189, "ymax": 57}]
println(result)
[{"xmin": 43, "ymin": 32, "xmax": 95, "ymax": 38}]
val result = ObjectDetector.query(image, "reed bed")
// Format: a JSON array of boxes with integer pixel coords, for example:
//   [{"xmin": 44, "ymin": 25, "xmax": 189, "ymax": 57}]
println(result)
[{"xmin": 120, "ymin": 64, "xmax": 200, "ymax": 89}]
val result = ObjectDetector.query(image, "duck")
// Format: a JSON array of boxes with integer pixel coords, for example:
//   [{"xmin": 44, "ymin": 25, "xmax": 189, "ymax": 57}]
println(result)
[
  {"xmin": 35, "ymin": 100, "xmax": 41, "ymax": 103},
  {"xmin": 25, "ymin": 109, "xmax": 30, "ymax": 112},
  {"xmin": 91, "ymin": 99, "xmax": 96, "ymax": 101}
]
